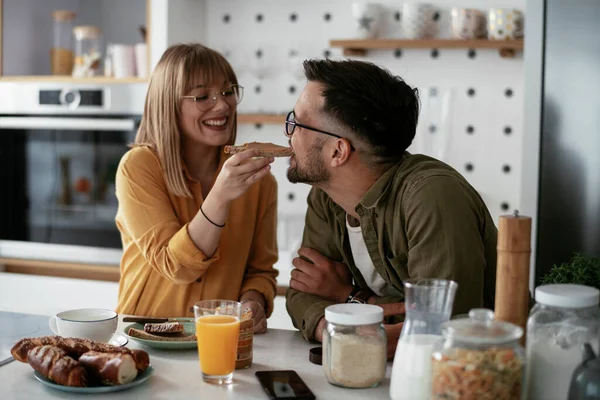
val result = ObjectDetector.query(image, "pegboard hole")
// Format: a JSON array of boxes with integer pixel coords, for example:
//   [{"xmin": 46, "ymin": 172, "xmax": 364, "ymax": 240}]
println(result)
[
  {"xmin": 503, "ymin": 164, "xmax": 511, "ymax": 174},
  {"xmin": 256, "ymin": 49, "xmax": 263, "ymax": 59},
  {"xmin": 465, "ymin": 163, "xmax": 474, "ymax": 172},
  {"xmin": 287, "ymin": 192, "xmax": 296, "ymax": 201},
  {"xmin": 505, "ymin": 88, "xmax": 514, "ymax": 98},
  {"xmin": 223, "ymin": 14, "xmax": 231, "ymax": 24},
  {"xmin": 255, "ymin": 123, "xmax": 263, "ymax": 129},
  {"xmin": 255, "ymin": 13, "xmax": 264, "ymax": 23},
  {"xmin": 467, "ymin": 88, "xmax": 476, "ymax": 97},
  {"xmin": 468, "ymin": 49, "xmax": 477, "ymax": 59},
  {"xmin": 324, "ymin": 12, "xmax": 332, "ymax": 22},
  {"xmin": 429, "ymin": 87, "xmax": 438, "ymax": 97},
  {"xmin": 288, "ymin": 85, "xmax": 296, "ymax": 94},
  {"xmin": 323, "ymin": 49, "xmax": 331, "ymax": 58},
  {"xmin": 431, "ymin": 49, "xmax": 439, "ymax": 59},
  {"xmin": 290, "ymin": 13, "xmax": 298, "ymax": 22},
  {"xmin": 501, "ymin": 202, "xmax": 510, "ymax": 211},
  {"xmin": 432, "ymin": 11, "xmax": 440, "ymax": 21},
  {"xmin": 394, "ymin": 49, "xmax": 402, "ymax": 58},
  {"xmin": 504, "ymin": 126, "xmax": 512, "ymax": 135},
  {"xmin": 394, "ymin": 11, "xmax": 401, "ymax": 21},
  {"xmin": 466, "ymin": 125, "xmax": 474, "ymax": 134},
  {"xmin": 254, "ymin": 85, "xmax": 262, "ymax": 94},
  {"xmin": 429, "ymin": 124, "xmax": 437, "ymax": 134}
]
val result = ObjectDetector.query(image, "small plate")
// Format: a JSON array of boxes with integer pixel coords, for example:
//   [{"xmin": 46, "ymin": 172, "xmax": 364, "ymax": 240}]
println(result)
[
  {"xmin": 33, "ymin": 365, "xmax": 154, "ymax": 393},
  {"xmin": 123, "ymin": 322, "xmax": 197, "ymax": 350}
]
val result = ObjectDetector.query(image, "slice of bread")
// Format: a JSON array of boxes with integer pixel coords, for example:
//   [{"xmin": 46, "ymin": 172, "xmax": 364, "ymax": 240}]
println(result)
[
  {"xmin": 224, "ymin": 142, "xmax": 294, "ymax": 157},
  {"xmin": 128, "ymin": 328, "xmax": 196, "ymax": 342},
  {"xmin": 144, "ymin": 322, "xmax": 184, "ymax": 334}
]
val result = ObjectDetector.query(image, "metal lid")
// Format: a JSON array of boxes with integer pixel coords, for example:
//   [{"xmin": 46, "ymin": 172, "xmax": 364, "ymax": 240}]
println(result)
[
  {"xmin": 440, "ymin": 308, "xmax": 523, "ymax": 345},
  {"xmin": 73, "ymin": 26, "xmax": 101, "ymax": 39},
  {"xmin": 325, "ymin": 304, "xmax": 383, "ymax": 326},
  {"xmin": 52, "ymin": 10, "xmax": 76, "ymax": 21},
  {"xmin": 535, "ymin": 284, "xmax": 600, "ymax": 308}
]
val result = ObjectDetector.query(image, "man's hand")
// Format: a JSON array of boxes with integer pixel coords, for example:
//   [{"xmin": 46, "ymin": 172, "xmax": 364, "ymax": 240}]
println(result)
[
  {"xmin": 240, "ymin": 291, "xmax": 267, "ymax": 334},
  {"xmin": 289, "ymin": 247, "xmax": 353, "ymax": 303},
  {"xmin": 378, "ymin": 302, "xmax": 406, "ymax": 360}
]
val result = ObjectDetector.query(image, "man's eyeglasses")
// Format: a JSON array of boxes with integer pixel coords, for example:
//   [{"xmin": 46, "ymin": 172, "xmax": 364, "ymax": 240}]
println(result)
[
  {"xmin": 284, "ymin": 111, "xmax": 355, "ymax": 150},
  {"xmin": 181, "ymin": 84, "xmax": 244, "ymax": 111}
]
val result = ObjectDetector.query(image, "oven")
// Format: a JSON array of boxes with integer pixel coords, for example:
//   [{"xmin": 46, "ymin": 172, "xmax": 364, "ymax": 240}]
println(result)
[{"xmin": 0, "ymin": 82, "xmax": 146, "ymax": 264}]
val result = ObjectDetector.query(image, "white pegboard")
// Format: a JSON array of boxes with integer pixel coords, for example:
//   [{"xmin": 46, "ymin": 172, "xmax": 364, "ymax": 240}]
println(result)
[{"xmin": 200, "ymin": 0, "xmax": 525, "ymax": 250}]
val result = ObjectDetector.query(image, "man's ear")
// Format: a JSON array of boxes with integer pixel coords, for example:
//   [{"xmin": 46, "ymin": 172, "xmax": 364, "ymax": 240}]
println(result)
[{"xmin": 330, "ymin": 138, "xmax": 353, "ymax": 168}]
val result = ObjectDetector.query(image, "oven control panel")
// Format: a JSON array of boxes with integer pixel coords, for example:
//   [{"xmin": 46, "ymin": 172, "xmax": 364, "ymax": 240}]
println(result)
[{"xmin": 39, "ymin": 89, "xmax": 103, "ymax": 108}]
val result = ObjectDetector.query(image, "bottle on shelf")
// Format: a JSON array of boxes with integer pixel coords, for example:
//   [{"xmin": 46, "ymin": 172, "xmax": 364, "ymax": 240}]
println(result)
[{"xmin": 51, "ymin": 10, "xmax": 76, "ymax": 75}]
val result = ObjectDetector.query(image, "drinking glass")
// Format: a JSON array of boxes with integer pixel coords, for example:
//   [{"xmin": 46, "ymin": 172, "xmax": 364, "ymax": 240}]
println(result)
[{"xmin": 194, "ymin": 300, "xmax": 242, "ymax": 385}]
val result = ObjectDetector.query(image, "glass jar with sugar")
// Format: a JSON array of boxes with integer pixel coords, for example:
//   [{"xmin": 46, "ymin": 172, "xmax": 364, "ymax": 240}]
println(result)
[
  {"xmin": 322, "ymin": 303, "xmax": 386, "ymax": 388},
  {"xmin": 526, "ymin": 284, "xmax": 600, "ymax": 400}
]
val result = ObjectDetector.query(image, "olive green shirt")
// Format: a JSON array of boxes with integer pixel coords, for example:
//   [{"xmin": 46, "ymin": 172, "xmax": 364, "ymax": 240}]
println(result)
[{"xmin": 285, "ymin": 153, "xmax": 498, "ymax": 341}]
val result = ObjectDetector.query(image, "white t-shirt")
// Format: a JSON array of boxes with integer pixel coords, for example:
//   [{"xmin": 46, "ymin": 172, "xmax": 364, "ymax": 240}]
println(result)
[{"xmin": 345, "ymin": 215, "xmax": 400, "ymax": 297}]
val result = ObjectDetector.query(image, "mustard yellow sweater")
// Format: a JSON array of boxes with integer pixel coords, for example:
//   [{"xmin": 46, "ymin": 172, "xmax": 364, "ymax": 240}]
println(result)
[{"xmin": 115, "ymin": 146, "xmax": 279, "ymax": 318}]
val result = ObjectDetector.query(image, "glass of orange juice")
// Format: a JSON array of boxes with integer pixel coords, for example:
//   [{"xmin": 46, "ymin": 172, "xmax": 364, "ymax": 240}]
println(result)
[{"xmin": 194, "ymin": 300, "xmax": 242, "ymax": 385}]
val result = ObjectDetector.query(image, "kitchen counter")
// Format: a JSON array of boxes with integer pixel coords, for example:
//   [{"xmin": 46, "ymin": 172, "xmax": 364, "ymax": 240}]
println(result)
[{"xmin": 0, "ymin": 313, "xmax": 393, "ymax": 400}]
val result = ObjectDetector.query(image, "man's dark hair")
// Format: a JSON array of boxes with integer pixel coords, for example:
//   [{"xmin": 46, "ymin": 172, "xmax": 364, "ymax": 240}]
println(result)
[{"xmin": 303, "ymin": 59, "xmax": 420, "ymax": 165}]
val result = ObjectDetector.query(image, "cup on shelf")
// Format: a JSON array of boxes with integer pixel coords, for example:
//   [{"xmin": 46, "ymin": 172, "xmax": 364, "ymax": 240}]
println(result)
[
  {"xmin": 450, "ymin": 8, "xmax": 487, "ymax": 39},
  {"xmin": 49, "ymin": 308, "xmax": 118, "ymax": 343},
  {"xmin": 402, "ymin": 2, "xmax": 441, "ymax": 39},
  {"xmin": 488, "ymin": 9, "xmax": 524, "ymax": 40},
  {"xmin": 111, "ymin": 44, "xmax": 136, "ymax": 78},
  {"xmin": 134, "ymin": 43, "xmax": 148, "ymax": 78},
  {"xmin": 352, "ymin": 2, "xmax": 383, "ymax": 39}
]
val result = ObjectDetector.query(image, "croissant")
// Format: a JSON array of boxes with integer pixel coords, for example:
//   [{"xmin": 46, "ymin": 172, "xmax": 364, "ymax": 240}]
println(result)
[
  {"xmin": 11, "ymin": 336, "xmax": 149, "ymax": 371},
  {"xmin": 27, "ymin": 345, "xmax": 88, "ymax": 387},
  {"xmin": 79, "ymin": 351, "xmax": 138, "ymax": 385}
]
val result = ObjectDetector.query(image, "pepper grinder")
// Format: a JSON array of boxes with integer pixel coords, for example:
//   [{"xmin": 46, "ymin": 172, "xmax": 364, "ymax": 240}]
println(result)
[{"xmin": 495, "ymin": 210, "xmax": 532, "ymax": 345}]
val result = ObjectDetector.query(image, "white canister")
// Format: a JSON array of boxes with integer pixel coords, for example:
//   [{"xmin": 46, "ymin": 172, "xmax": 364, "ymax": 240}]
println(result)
[
  {"xmin": 111, "ymin": 44, "xmax": 136, "ymax": 78},
  {"xmin": 352, "ymin": 2, "xmax": 383, "ymax": 39},
  {"xmin": 488, "ymin": 8, "xmax": 524, "ymax": 40},
  {"xmin": 402, "ymin": 3, "xmax": 440, "ymax": 39},
  {"xmin": 450, "ymin": 8, "xmax": 487, "ymax": 39}
]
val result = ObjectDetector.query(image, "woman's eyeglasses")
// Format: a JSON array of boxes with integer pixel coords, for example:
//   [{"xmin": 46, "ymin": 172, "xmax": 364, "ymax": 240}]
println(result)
[
  {"xmin": 181, "ymin": 84, "xmax": 244, "ymax": 111},
  {"xmin": 285, "ymin": 111, "xmax": 354, "ymax": 150}
]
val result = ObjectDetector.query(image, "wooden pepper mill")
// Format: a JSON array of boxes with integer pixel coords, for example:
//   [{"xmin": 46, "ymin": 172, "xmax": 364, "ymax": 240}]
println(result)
[{"xmin": 495, "ymin": 210, "xmax": 532, "ymax": 345}]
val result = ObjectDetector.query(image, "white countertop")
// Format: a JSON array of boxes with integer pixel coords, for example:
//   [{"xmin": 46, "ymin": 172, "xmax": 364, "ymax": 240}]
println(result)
[{"xmin": 0, "ymin": 314, "xmax": 393, "ymax": 400}]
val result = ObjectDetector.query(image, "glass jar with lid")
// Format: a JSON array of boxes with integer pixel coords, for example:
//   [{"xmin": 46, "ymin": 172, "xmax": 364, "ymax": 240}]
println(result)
[
  {"xmin": 51, "ymin": 10, "xmax": 75, "ymax": 75},
  {"xmin": 322, "ymin": 303, "xmax": 387, "ymax": 388},
  {"xmin": 431, "ymin": 309, "xmax": 525, "ymax": 399},
  {"xmin": 72, "ymin": 26, "xmax": 102, "ymax": 77},
  {"xmin": 526, "ymin": 284, "xmax": 600, "ymax": 400}
]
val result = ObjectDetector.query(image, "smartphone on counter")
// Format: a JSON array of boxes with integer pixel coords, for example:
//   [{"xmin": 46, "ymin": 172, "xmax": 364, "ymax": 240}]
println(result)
[{"xmin": 255, "ymin": 370, "xmax": 316, "ymax": 400}]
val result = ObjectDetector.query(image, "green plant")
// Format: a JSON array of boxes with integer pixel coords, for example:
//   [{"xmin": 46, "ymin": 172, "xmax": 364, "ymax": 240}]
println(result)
[{"xmin": 541, "ymin": 253, "xmax": 600, "ymax": 290}]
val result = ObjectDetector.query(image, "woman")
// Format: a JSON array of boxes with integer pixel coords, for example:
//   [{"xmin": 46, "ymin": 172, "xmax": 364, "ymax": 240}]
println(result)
[{"xmin": 115, "ymin": 43, "xmax": 278, "ymax": 333}]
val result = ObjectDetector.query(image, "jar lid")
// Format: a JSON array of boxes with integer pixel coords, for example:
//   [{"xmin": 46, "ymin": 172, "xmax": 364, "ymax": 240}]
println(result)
[
  {"xmin": 325, "ymin": 304, "xmax": 383, "ymax": 326},
  {"xmin": 73, "ymin": 26, "xmax": 101, "ymax": 39},
  {"xmin": 440, "ymin": 308, "xmax": 523, "ymax": 345},
  {"xmin": 52, "ymin": 10, "xmax": 76, "ymax": 21},
  {"xmin": 535, "ymin": 284, "xmax": 600, "ymax": 308}
]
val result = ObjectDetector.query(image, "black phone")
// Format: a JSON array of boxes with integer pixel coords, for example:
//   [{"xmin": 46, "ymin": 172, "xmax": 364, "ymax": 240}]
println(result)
[{"xmin": 255, "ymin": 370, "xmax": 316, "ymax": 400}]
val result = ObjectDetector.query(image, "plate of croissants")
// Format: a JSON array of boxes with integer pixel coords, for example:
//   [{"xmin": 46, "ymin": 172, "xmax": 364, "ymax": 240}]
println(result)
[{"xmin": 10, "ymin": 335, "xmax": 153, "ymax": 393}]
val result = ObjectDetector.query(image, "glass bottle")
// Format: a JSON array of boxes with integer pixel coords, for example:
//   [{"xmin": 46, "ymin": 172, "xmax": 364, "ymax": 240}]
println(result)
[
  {"xmin": 51, "ymin": 10, "xmax": 75, "ymax": 75},
  {"xmin": 322, "ymin": 303, "xmax": 387, "ymax": 388},
  {"xmin": 526, "ymin": 284, "xmax": 600, "ymax": 400},
  {"xmin": 390, "ymin": 279, "xmax": 458, "ymax": 400},
  {"xmin": 72, "ymin": 26, "xmax": 102, "ymax": 77},
  {"xmin": 431, "ymin": 309, "xmax": 525, "ymax": 399}
]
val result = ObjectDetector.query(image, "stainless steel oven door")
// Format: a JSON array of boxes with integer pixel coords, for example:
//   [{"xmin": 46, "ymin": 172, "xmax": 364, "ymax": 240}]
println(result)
[{"xmin": 0, "ymin": 115, "xmax": 140, "ymax": 265}]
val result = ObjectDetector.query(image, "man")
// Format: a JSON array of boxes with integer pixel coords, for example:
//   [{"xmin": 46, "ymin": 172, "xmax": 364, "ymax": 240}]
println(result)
[{"xmin": 285, "ymin": 59, "xmax": 497, "ymax": 358}]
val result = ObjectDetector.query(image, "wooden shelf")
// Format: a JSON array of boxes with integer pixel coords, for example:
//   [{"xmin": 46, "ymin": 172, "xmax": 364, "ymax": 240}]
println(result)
[
  {"xmin": 330, "ymin": 39, "xmax": 524, "ymax": 58},
  {"xmin": 0, "ymin": 76, "xmax": 148, "ymax": 84},
  {"xmin": 238, "ymin": 114, "xmax": 286, "ymax": 125}
]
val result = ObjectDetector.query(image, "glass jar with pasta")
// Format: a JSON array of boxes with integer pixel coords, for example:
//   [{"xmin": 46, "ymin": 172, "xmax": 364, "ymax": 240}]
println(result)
[{"xmin": 431, "ymin": 308, "xmax": 525, "ymax": 400}]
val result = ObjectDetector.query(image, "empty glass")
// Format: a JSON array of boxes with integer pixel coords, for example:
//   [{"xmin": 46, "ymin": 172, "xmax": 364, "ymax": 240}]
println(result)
[{"xmin": 390, "ymin": 279, "xmax": 458, "ymax": 400}]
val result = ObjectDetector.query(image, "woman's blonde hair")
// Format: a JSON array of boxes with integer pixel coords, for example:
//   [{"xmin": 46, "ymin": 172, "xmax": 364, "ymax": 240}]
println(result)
[{"xmin": 135, "ymin": 43, "xmax": 238, "ymax": 198}]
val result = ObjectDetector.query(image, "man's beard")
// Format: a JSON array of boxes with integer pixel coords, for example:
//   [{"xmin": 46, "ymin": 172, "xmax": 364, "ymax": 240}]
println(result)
[{"xmin": 287, "ymin": 139, "xmax": 330, "ymax": 184}]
